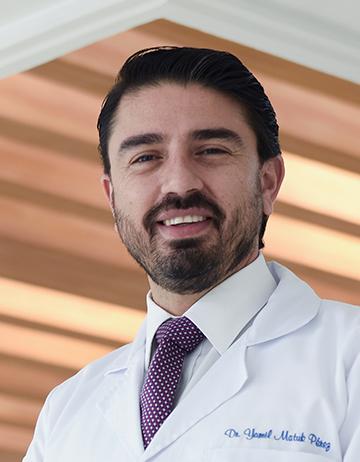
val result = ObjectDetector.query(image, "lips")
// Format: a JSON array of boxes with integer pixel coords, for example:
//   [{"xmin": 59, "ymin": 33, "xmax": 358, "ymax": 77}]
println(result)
[
  {"xmin": 154, "ymin": 208, "xmax": 214, "ymax": 239},
  {"xmin": 156, "ymin": 208, "xmax": 213, "ymax": 224},
  {"xmin": 156, "ymin": 216, "xmax": 213, "ymax": 239},
  {"xmin": 164, "ymin": 215, "xmax": 207, "ymax": 226}
]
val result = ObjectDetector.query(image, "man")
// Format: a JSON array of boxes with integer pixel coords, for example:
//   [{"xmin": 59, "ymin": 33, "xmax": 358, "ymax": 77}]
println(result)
[{"xmin": 24, "ymin": 47, "xmax": 359, "ymax": 461}]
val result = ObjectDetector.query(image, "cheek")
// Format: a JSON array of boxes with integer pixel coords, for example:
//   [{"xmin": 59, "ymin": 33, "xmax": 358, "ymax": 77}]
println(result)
[
  {"xmin": 111, "ymin": 182, "xmax": 133, "ymax": 215},
  {"xmin": 113, "ymin": 184, "xmax": 154, "ymax": 226},
  {"xmin": 225, "ymin": 175, "xmax": 261, "ymax": 212},
  {"xmin": 215, "ymin": 171, "xmax": 250, "ymax": 203},
  {"xmin": 122, "ymin": 171, "xmax": 163, "ymax": 208}
]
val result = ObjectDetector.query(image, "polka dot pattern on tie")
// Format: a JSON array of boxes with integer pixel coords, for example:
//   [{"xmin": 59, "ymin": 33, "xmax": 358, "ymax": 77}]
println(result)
[{"xmin": 140, "ymin": 316, "xmax": 205, "ymax": 449}]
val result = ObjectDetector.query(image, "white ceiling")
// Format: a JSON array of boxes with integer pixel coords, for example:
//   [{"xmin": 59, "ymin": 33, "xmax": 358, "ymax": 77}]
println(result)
[
  {"xmin": 268, "ymin": 0, "xmax": 359, "ymax": 31},
  {"xmin": 0, "ymin": 0, "xmax": 359, "ymax": 82}
]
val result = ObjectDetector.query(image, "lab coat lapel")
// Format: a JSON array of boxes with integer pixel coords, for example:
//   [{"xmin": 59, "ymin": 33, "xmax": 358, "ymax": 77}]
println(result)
[
  {"xmin": 247, "ymin": 262, "xmax": 321, "ymax": 347},
  {"xmin": 144, "ymin": 337, "xmax": 248, "ymax": 460},
  {"xmin": 97, "ymin": 319, "xmax": 147, "ymax": 460}
]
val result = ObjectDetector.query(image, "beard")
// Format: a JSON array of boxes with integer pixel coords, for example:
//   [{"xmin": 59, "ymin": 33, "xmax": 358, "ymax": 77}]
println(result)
[{"xmin": 113, "ymin": 180, "xmax": 263, "ymax": 295}]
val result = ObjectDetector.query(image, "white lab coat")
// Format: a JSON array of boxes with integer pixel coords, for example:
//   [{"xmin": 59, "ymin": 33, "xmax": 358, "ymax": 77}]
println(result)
[{"xmin": 23, "ymin": 262, "xmax": 360, "ymax": 461}]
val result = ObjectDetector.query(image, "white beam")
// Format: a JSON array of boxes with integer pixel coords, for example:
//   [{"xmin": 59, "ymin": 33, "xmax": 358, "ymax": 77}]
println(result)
[
  {"xmin": 0, "ymin": 0, "xmax": 166, "ymax": 78},
  {"xmin": 0, "ymin": 0, "xmax": 359, "ymax": 82},
  {"xmin": 164, "ymin": 0, "xmax": 360, "ymax": 83}
]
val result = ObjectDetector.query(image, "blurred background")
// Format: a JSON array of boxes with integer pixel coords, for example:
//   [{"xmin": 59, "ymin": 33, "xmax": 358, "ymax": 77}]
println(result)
[{"xmin": 0, "ymin": 1, "xmax": 359, "ymax": 460}]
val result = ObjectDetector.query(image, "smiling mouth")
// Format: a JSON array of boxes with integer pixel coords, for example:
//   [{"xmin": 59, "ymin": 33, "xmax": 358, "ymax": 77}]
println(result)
[
  {"xmin": 155, "ymin": 215, "xmax": 213, "ymax": 240},
  {"xmin": 160, "ymin": 215, "xmax": 210, "ymax": 226}
]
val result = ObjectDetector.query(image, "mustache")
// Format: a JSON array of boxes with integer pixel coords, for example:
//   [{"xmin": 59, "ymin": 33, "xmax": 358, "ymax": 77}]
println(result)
[{"xmin": 143, "ymin": 191, "xmax": 226, "ymax": 234}]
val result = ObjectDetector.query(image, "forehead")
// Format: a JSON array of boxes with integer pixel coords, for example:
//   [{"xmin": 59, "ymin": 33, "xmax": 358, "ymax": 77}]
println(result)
[{"xmin": 109, "ymin": 82, "xmax": 256, "ymax": 148}]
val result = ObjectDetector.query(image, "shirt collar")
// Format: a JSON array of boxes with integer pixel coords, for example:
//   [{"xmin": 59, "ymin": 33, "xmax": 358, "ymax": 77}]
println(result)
[{"xmin": 145, "ymin": 252, "xmax": 277, "ymax": 368}]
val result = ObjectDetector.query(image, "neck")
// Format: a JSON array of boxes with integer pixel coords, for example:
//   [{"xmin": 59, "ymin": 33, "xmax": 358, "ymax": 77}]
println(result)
[{"xmin": 148, "ymin": 249, "xmax": 259, "ymax": 316}]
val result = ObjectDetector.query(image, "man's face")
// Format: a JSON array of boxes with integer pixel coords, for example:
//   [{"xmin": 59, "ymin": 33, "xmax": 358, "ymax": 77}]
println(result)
[{"xmin": 106, "ymin": 83, "xmax": 276, "ymax": 294}]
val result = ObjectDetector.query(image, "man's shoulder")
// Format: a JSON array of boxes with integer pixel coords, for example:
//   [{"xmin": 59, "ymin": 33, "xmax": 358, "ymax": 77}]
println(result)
[
  {"xmin": 318, "ymin": 298, "xmax": 360, "ymax": 337},
  {"xmin": 269, "ymin": 260, "xmax": 359, "ymax": 313},
  {"xmin": 267, "ymin": 259, "xmax": 359, "ymax": 335},
  {"xmin": 320, "ymin": 298, "xmax": 360, "ymax": 316}
]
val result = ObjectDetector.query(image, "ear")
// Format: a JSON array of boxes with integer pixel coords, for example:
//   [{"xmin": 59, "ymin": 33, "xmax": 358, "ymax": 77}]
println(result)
[
  {"xmin": 101, "ymin": 174, "xmax": 115, "ymax": 217},
  {"xmin": 260, "ymin": 155, "xmax": 285, "ymax": 216}
]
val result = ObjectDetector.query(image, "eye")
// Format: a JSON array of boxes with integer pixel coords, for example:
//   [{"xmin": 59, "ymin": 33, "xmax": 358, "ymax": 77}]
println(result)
[
  {"xmin": 131, "ymin": 154, "xmax": 157, "ymax": 164},
  {"xmin": 196, "ymin": 147, "xmax": 229, "ymax": 156}
]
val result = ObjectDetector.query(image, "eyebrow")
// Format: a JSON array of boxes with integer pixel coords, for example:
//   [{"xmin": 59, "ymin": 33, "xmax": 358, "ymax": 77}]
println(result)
[
  {"xmin": 191, "ymin": 128, "xmax": 245, "ymax": 148},
  {"xmin": 117, "ymin": 127, "xmax": 245, "ymax": 154},
  {"xmin": 118, "ymin": 133, "xmax": 164, "ymax": 153}
]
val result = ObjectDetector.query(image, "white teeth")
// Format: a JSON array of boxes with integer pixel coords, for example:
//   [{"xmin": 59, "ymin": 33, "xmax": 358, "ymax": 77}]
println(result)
[{"xmin": 163, "ymin": 215, "xmax": 207, "ymax": 226}]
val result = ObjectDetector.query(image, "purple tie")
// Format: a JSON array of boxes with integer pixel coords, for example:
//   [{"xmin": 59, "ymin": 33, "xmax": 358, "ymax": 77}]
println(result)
[{"xmin": 140, "ymin": 316, "xmax": 205, "ymax": 449}]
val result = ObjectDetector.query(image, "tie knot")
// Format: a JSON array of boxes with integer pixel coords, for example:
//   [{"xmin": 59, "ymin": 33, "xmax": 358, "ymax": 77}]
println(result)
[{"xmin": 155, "ymin": 317, "xmax": 205, "ymax": 353}]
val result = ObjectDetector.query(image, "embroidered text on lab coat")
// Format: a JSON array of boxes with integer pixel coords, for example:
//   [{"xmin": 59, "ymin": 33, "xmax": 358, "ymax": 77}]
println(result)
[{"xmin": 224, "ymin": 427, "xmax": 331, "ymax": 453}]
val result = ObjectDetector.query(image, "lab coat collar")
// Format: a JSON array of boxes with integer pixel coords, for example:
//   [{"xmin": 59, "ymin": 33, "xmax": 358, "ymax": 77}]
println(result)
[
  {"xmin": 104, "ymin": 316, "xmax": 147, "ymax": 375},
  {"xmin": 246, "ymin": 261, "xmax": 321, "ymax": 346}
]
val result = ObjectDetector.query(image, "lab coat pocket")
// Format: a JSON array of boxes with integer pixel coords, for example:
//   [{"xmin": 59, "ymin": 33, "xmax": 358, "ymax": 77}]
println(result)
[{"xmin": 207, "ymin": 447, "xmax": 335, "ymax": 461}]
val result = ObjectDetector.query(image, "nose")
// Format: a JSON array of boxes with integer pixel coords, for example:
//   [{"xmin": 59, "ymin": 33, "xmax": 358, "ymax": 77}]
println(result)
[{"xmin": 160, "ymin": 151, "xmax": 204, "ymax": 196}]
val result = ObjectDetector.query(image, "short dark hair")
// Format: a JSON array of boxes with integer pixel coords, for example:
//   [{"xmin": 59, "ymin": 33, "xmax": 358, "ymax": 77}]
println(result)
[
  {"xmin": 97, "ymin": 46, "xmax": 281, "ymax": 174},
  {"xmin": 97, "ymin": 46, "xmax": 281, "ymax": 249}
]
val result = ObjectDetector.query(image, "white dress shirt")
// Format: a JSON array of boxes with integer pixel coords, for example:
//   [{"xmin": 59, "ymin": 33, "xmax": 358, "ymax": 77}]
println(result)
[{"xmin": 145, "ymin": 252, "xmax": 277, "ymax": 406}]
